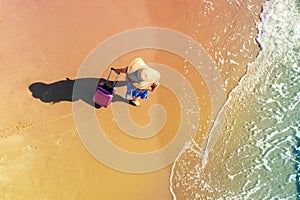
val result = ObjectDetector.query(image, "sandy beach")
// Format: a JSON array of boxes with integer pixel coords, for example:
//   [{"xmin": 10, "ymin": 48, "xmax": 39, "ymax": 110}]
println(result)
[{"xmin": 0, "ymin": 0, "xmax": 264, "ymax": 199}]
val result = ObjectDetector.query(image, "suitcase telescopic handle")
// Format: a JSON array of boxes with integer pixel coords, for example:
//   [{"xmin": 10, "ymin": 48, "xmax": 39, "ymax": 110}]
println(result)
[{"xmin": 106, "ymin": 69, "xmax": 119, "ymax": 87}]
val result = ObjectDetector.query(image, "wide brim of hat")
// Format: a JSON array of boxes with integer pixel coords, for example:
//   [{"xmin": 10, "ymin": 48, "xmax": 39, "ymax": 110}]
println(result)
[
  {"xmin": 132, "ymin": 80, "xmax": 154, "ymax": 90},
  {"xmin": 127, "ymin": 57, "xmax": 158, "ymax": 89}
]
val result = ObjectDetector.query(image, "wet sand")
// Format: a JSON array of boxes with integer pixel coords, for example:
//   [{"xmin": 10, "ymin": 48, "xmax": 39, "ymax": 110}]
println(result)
[{"xmin": 0, "ymin": 0, "xmax": 263, "ymax": 199}]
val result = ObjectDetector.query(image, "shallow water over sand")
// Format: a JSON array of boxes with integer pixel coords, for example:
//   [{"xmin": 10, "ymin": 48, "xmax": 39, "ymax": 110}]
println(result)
[{"xmin": 171, "ymin": 0, "xmax": 300, "ymax": 199}]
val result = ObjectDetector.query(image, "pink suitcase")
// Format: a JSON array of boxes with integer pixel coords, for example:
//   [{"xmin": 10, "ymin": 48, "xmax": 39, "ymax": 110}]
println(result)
[{"xmin": 93, "ymin": 69, "xmax": 119, "ymax": 108}]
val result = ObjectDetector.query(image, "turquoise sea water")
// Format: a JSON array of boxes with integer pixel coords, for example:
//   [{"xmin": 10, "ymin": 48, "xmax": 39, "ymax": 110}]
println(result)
[{"xmin": 171, "ymin": 0, "xmax": 300, "ymax": 199}]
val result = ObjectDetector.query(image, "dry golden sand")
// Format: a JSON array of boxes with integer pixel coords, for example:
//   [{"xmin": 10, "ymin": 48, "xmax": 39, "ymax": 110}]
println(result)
[{"xmin": 0, "ymin": 0, "xmax": 263, "ymax": 199}]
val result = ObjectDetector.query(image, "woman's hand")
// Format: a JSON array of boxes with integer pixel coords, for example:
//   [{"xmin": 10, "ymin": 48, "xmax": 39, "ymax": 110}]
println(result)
[
  {"xmin": 111, "ymin": 67, "xmax": 120, "ymax": 74},
  {"xmin": 111, "ymin": 66, "xmax": 128, "ymax": 74},
  {"xmin": 150, "ymin": 82, "xmax": 159, "ymax": 92}
]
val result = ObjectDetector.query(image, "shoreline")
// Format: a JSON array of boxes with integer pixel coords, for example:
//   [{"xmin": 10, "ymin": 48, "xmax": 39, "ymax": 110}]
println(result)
[{"xmin": 169, "ymin": 0, "xmax": 266, "ymax": 198}]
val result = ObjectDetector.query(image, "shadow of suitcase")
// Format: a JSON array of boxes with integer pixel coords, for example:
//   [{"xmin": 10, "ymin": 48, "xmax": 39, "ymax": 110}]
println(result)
[{"xmin": 93, "ymin": 69, "xmax": 119, "ymax": 108}]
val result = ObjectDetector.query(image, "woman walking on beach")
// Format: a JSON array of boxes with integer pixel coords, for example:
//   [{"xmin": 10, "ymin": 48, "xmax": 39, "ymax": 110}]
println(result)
[{"xmin": 112, "ymin": 57, "xmax": 160, "ymax": 107}]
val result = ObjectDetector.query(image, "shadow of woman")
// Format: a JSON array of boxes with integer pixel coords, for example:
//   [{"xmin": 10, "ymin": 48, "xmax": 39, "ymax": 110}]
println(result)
[{"xmin": 28, "ymin": 78, "xmax": 128, "ymax": 108}]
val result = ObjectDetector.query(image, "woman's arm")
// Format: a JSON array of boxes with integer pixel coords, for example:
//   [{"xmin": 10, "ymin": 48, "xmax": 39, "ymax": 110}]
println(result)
[{"xmin": 111, "ymin": 66, "xmax": 128, "ymax": 74}]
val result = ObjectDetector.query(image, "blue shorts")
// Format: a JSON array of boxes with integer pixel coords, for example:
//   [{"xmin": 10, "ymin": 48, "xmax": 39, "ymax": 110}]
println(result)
[{"xmin": 126, "ymin": 82, "xmax": 149, "ymax": 99}]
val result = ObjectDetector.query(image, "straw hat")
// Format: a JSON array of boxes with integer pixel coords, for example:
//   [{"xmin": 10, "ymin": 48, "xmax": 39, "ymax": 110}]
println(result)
[{"xmin": 127, "ymin": 57, "xmax": 160, "ymax": 89}]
